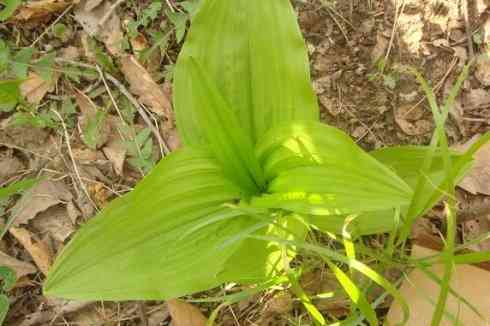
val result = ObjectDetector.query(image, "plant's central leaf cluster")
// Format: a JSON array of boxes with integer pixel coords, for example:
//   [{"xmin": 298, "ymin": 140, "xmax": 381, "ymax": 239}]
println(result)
[{"xmin": 42, "ymin": 0, "xmax": 486, "ymax": 302}]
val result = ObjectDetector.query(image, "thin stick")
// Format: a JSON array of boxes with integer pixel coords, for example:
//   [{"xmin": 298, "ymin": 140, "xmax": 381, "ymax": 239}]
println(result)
[
  {"xmin": 99, "ymin": 0, "xmax": 126, "ymax": 27},
  {"xmin": 384, "ymin": 0, "xmax": 406, "ymax": 71},
  {"xmin": 55, "ymin": 58, "xmax": 171, "ymax": 155},
  {"xmin": 31, "ymin": 4, "xmax": 75, "ymax": 47},
  {"xmin": 403, "ymin": 57, "xmax": 458, "ymax": 118},
  {"xmin": 326, "ymin": 7, "xmax": 349, "ymax": 42},
  {"xmin": 51, "ymin": 109, "xmax": 98, "ymax": 211},
  {"xmin": 105, "ymin": 74, "xmax": 170, "ymax": 155}
]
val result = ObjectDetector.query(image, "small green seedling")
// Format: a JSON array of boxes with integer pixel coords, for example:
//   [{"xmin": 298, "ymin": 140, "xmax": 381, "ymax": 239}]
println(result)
[{"xmin": 43, "ymin": 1, "xmax": 489, "ymax": 325}]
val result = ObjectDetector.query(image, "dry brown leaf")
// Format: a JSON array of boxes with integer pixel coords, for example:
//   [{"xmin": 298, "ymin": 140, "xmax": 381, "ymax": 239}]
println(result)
[
  {"xmin": 167, "ymin": 299, "xmax": 207, "ymax": 326},
  {"xmin": 120, "ymin": 55, "xmax": 173, "ymax": 119},
  {"xmin": 20, "ymin": 72, "xmax": 59, "ymax": 104},
  {"xmin": 386, "ymin": 245, "xmax": 490, "ymax": 325},
  {"xmin": 465, "ymin": 88, "xmax": 490, "ymax": 110},
  {"xmin": 394, "ymin": 105, "xmax": 432, "ymax": 136},
  {"xmin": 32, "ymin": 206, "xmax": 76, "ymax": 242},
  {"xmin": 11, "ymin": 0, "xmax": 77, "ymax": 22},
  {"xmin": 9, "ymin": 227, "xmax": 52, "ymax": 275},
  {"xmin": 475, "ymin": 54, "xmax": 490, "ymax": 87},
  {"xmin": 12, "ymin": 179, "xmax": 73, "ymax": 226},
  {"xmin": 74, "ymin": 0, "xmax": 123, "ymax": 56},
  {"xmin": 0, "ymin": 155, "xmax": 24, "ymax": 184},
  {"xmin": 75, "ymin": 91, "xmax": 112, "ymax": 149},
  {"xmin": 0, "ymin": 251, "xmax": 37, "ymax": 280},
  {"xmin": 456, "ymin": 135, "xmax": 490, "ymax": 195},
  {"xmin": 102, "ymin": 136, "xmax": 126, "ymax": 176}
]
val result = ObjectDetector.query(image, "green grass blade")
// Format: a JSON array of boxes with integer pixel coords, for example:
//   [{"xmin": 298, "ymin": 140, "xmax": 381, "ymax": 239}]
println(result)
[
  {"xmin": 251, "ymin": 235, "xmax": 410, "ymax": 325},
  {"xmin": 324, "ymin": 259, "xmax": 378, "ymax": 326},
  {"xmin": 431, "ymin": 201, "xmax": 456, "ymax": 326}
]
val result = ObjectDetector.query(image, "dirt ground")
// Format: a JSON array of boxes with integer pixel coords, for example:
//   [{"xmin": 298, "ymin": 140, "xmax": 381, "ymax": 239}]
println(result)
[{"xmin": 0, "ymin": 0, "xmax": 489, "ymax": 325}]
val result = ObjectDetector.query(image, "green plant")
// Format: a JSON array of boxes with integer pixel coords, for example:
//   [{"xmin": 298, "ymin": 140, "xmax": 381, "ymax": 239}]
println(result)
[
  {"xmin": 0, "ymin": 178, "xmax": 38, "ymax": 324},
  {"xmin": 43, "ymin": 0, "xmax": 489, "ymax": 324}
]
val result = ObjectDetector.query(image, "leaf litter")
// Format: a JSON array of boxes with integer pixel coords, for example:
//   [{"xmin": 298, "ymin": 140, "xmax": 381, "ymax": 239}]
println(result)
[{"xmin": 1, "ymin": 0, "xmax": 490, "ymax": 324}]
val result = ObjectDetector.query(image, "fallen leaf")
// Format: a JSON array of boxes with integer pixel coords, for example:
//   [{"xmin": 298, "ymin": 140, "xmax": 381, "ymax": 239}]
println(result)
[
  {"xmin": 102, "ymin": 136, "xmax": 126, "ymax": 176},
  {"xmin": 12, "ymin": 179, "xmax": 73, "ymax": 226},
  {"xmin": 74, "ymin": 0, "xmax": 123, "ymax": 56},
  {"xmin": 120, "ymin": 55, "xmax": 173, "ymax": 119},
  {"xmin": 394, "ymin": 105, "xmax": 433, "ymax": 136},
  {"xmin": 0, "ymin": 155, "xmax": 24, "ymax": 184},
  {"xmin": 10, "ymin": 0, "xmax": 76, "ymax": 22},
  {"xmin": 465, "ymin": 88, "xmax": 490, "ymax": 110},
  {"xmin": 463, "ymin": 215, "xmax": 490, "ymax": 252},
  {"xmin": 0, "ymin": 250, "xmax": 36, "ymax": 281},
  {"xmin": 167, "ymin": 299, "xmax": 207, "ymax": 326},
  {"xmin": 75, "ymin": 91, "xmax": 112, "ymax": 149},
  {"xmin": 20, "ymin": 72, "xmax": 58, "ymax": 104},
  {"xmin": 456, "ymin": 135, "xmax": 490, "ymax": 195},
  {"xmin": 386, "ymin": 245, "xmax": 490, "ymax": 325},
  {"xmin": 32, "ymin": 206, "xmax": 76, "ymax": 242},
  {"xmin": 9, "ymin": 227, "xmax": 52, "ymax": 275},
  {"xmin": 475, "ymin": 54, "xmax": 490, "ymax": 87}
]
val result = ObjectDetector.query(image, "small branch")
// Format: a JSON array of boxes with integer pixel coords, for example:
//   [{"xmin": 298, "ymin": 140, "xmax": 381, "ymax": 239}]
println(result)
[
  {"xmin": 99, "ymin": 0, "xmax": 126, "ymax": 27},
  {"xmin": 51, "ymin": 109, "xmax": 99, "ymax": 212},
  {"xmin": 31, "ymin": 4, "xmax": 75, "ymax": 47},
  {"xmin": 105, "ymin": 74, "xmax": 170, "ymax": 156}
]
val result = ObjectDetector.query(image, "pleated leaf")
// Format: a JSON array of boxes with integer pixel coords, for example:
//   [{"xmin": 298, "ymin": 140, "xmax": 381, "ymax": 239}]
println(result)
[
  {"xmin": 43, "ymin": 148, "xmax": 254, "ymax": 301},
  {"xmin": 252, "ymin": 121, "xmax": 412, "ymax": 215},
  {"xmin": 180, "ymin": 58, "xmax": 264, "ymax": 195},
  {"xmin": 174, "ymin": 0, "xmax": 318, "ymax": 146}
]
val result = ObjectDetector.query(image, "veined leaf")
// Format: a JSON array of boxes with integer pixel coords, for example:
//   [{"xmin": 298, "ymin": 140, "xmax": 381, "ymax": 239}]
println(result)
[
  {"xmin": 182, "ymin": 59, "xmax": 265, "ymax": 195},
  {"xmin": 174, "ymin": 0, "xmax": 318, "ymax": 146},
  {"xmin": 252, "ymin": 121, "xmax": 412, "ymax": 216},
  {"xmin": 44, "ymin": 148, "xmax": 255, "ymax": 300}
]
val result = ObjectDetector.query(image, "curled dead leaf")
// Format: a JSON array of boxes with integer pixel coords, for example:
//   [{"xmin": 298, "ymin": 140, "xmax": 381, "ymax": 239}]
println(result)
[
  {"xmin": 75, "ymin": 91, "xmax": 112, "ymax": 149},
  {"xmin": 387, "ymin": 245, "xmax": 490, "ymax": 325},
  {"xmin": 10, "ymin": 0, "xmax": 77, "ymax": 22},
  {"xmin": 74, "ymin": 0, "xmax": 123, "ymax": 56},
  {"xmin": 167, "ymin": 299, "xmax": 207, "ymax": 326},
  {"xmin": 12, "ymin": 179, "xmax": 73, "ymax": 227},
  {"xmin": 20, "ymin": 72, "xmax": 59, "ymax": 104},
  {"xmin": 456, "ymin": 135, "xmax": 490, "ymax": 195},
  {"xmin": 0, "ymin": 251, "xmax": 37, "ymax": 281},
  {"xmin": 9, "ymin": 227, "xmax": 52, "ymax": 276},
  {"xmin": 120, "ymin": 55, "xmax": 173, "ymax": 120}
]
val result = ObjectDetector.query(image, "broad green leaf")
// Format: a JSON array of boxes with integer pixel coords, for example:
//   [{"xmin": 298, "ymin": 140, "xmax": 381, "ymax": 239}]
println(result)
[
  {"xmin": 174, "ymin": 0, "xmax": 318, "ymax": 146},
  {"xmin": 33, "ymin": 52, "xmax": 56, "ymax": 81},
  {"xmin": 12, "ymin": 47, "xmax": 33, "ymax": 79},
  {"xmin": 0, "ymin": 0, "xmax": 21, "ymax": 21},
  {"xmin": 308, "ymin": 210, "xmax": 397, "ymax": 236},
  {"xmin": 0, "ymin": 294, "xmax": 8, "ymax": 325},
  {"xmin": 252, "ymin": 121, "xmax": 412, "ymax": 216},
  {"xmin": 0, "ymin": 266, "xmax": 15, "ymax": 291},
  {"xmin": 166, "ymin": 11, "xmax": 188, "ymax": 43},
  {"xmin": 182, "ymin": 59, "xmax": 264, "ymax": 195},
  {"xmin": 0, "ymin": 179, "xmax": 38, "ymax": 199},
  {"xmin": 0, "ymin": 40, "xmax": 9, "ymax": 72},
  {"xmin": 0, "ymin": 80, "xmax": 21, "ymax": 112},
  {"xmin": 219, "ymin": 212, "xmax": 308, "ymax": 283},
  {"xmin": 44, "ymin": 148, "xmax": 255, "ymax": 300}
]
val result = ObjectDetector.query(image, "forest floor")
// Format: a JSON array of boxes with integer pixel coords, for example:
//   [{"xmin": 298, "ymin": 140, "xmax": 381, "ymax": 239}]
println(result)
[{"xmin": 0, "ymin": 0, "xmax": 489, "ymax": 325}]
